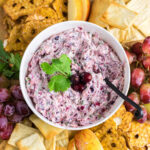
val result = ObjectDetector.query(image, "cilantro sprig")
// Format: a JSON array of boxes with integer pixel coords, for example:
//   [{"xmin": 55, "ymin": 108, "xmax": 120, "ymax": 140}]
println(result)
[
  {"xmin": 0, "ymin": 40, "xmax": 21, "ymax": 79},
  {"xmin": 40, "ymin": 54, "xmax": 72, "ymax": 92}
]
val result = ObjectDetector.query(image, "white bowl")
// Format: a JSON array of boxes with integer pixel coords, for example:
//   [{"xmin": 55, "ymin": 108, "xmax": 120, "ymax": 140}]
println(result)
[{"xmin": 20, "ymin": 21, "xmax": 130, "ymax": 130}]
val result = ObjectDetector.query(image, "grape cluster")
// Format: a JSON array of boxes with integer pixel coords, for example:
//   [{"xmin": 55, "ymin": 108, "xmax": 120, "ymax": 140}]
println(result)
[
  {"xmin": 71, "ymin": 72, "xmax": 92, "ymax": 92},
  {"xmin": 124, "ymin": 37, "xmax": 150, "ymax": 123},
  {"xmin": 0, "ymin": 76, "xmax": 31, "ymax": 140}
]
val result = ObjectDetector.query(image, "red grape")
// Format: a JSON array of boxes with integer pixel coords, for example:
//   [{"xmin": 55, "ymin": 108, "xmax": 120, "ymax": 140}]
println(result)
[
  {"xmin": 124, "ymin": 92, "xmax": 140, "ymax": 112},
  {"xmin": 10, "ymin": 85, "xmax": 24, "ymax": 100},
  {"xmin": 4, "ymin": 104, "xmax": 15, "ymax": 117},
  {"xmin": 71, "ymin": 74, "xmax": 80, "ymax": 84},
  {"xmin": 15, "ymin": 101, "xmax": 31, "ymax": 117},
  {"xmin": 71, "ymin": 84, "xmax": 86, "ymax": 92},
  {"xmin": 143, "ymin": 57, "xmax": 150, "ymax": 70},
  {"xmin": 137, "ymin": 54, "xmax": 144, "ymax": 62},
  {"xmin": 137, "ymin": 106, "xmax": 147, "ymax": 123},
  {"xmin": 0, "ymin": 76, "xmax": 10, "ymax": 88},
  {"xmin": 125, "ymin": 50, "xmax": 136, "ymax": 64},
  {"xmin": 80, "ymin": 72, "xmax": 92, "ymax": 83},
  {"xmin": 0, "ymin": 115, "xmax": 8, "ymax": 130},
  {"xmin": 147, "ymin": 113, "xmax": 150, "ymax": 120},
  {"xmin": 0, "ymin": 123, "xmax": 14, "ymax": 140},
  {"xmin": 0, "ymin": 103, "xmax": 4, "ymax": 115},
  {"xmin": 9, "ymin": 113, "xmax": 23, "ymax": 123},
  {"xmin": 131, "ymin": 68, "xmax": 145, "ymax": 88},
  {"xmin": 142, "ymin": 36, "xmax": 150, "ymax": 54},
  {"xmin": 140, "ymin": 83, "xmax": 150, "ymax": 104},
  {"xmin": 131, "ymin": 42, "xmax": 142, "ymax": 55},
  {"xmin": 0, "ymin": 88, "xmax": 10, "ymax": 102}
]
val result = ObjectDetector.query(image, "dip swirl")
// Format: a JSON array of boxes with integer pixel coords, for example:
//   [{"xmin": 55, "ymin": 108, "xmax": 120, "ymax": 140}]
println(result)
[{"xmin": 26, "ymin": 27, "xmax": 124, "ymax": 127}]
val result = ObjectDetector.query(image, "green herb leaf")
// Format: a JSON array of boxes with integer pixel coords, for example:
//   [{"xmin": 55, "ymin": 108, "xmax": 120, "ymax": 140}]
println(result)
[
  {"xmin": 9, "ymin": 53, "xmax": 21, "ymax": 70},
  {"xmin": 48, "ymin": 75, "xmax": 71, "ymax": 92},
  {"xmin": 41, "ymin": 54, "xmax": 72, "ymax": 92},
  {"xmin": 0, "ymin": 40, "xmax": 10, "ymax": 60},
  {"xmin": 41, "ymin": 54, "xmax": 72, "ymax": 76},
  {"xmin": 0, "ymin": 40, "xmax": 21, "ymax": 79}
]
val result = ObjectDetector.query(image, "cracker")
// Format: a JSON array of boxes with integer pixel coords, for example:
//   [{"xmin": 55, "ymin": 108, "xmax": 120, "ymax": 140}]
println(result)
[
  {"xmin": 26, "ymin": 7, "xmax": 59, "ymax": 22},
  {"xmin": 5, "ymin": 25, "xmax": 28, "ymax": 52},
  {"xmin": 89, "ymin": 0, "xmax": 111, "ymax": 28},
  {"xmin": 29, "ymin": 114, "xmax": 63, "ymax": 139},
  {"xmin": 3, "ymin": 16, "xmax": 16, "ymax": 33},
  {"xmin": 3, "ymin": 0, "xmax": 44, "ymax": 20},
  {"xmin": 22, "ymin": 18, "xmax": 64, "ymax": 43},
  {"xmin": 95, "ymin": 118, "xmax": 117, "ymax": 141},
  {"xmin": 125, "ymin": 121, "xmax": 149, "ymax": 148},
  {"xmin": 101, "ymin": 131, "xmax": 127, "ymax": 150},
  {"xmin": 56, "ymin": 130, "xmax": 69, "ymax": 148},
  {"xmin": 44, "ymin": 137, "xmax": 56, "ymax": 150},
  {"xmin": 132, "ymin": 147, "xmax": 147, "ymax": 150},
  {"xmin": 17, "ymin": 133, "xmax": 46, "ymax": 150},
  {"xmin": 8, "ymin": 123, "xmax": 39, "ymax": 147},
  {"xmin": 4, "ymin": 144, "xmax": 18, "ymax": 150},
  {"xmin": 0, "ymin": 141, "xmax": 7, "ymax": 150},
  {"xmin": 100, "ymin": 2, "xmax": 138, "ymax": 29},
  {"xmin": 52, "ymin": 0, "xmax": 67, "ymax": 19},
  {"xmin": 90, "ymin": 124, "xmax": 103, "ymax": 132}
]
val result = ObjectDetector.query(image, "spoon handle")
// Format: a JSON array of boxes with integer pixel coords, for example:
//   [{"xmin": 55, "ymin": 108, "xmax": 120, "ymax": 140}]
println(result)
[{"xmin": 104, "ymin": 78, "xmax": 143, "ymax": 119}]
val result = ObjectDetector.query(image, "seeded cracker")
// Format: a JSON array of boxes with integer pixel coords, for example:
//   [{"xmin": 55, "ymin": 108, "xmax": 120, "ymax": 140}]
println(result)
[
  {"xmin": 3, "ymin": 0, "xmax": 44, "ymax": 20},
  {"xmin": 22, "ymin": 18, "xmax": 64, "ymax": 43},
  {"xmin": 125, "ymin": 121, "xmax": 149, "ymax": 148},
  {"xmin": 101, "ymin": 131, "xmax": 128, "ymax": 150},
  {"xmin": 95, "ymin": 118, "xmax": 117, "ymax": 141},
  {"xmin": 52, "ymin": 0, "xmax": 67, "ymax": 19},
  {"xmin": 26, "ymin": 7, "xmax": 59, "ymax": 22},
  {"xmin": 5, "ymin": 25, "xmax": 28, "ymax": 52}
]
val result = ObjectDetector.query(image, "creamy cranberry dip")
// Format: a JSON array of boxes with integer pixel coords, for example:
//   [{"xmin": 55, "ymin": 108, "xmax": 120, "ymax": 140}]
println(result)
[{"xmin": 26, "ymin": 27, "xmax": 124, "ymax": 127}]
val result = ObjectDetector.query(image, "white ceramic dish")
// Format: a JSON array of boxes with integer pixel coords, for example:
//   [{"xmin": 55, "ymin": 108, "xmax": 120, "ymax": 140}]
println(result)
[{"xmin": 20, "ymin": 21, "xmax": 130, "ymax": 130}]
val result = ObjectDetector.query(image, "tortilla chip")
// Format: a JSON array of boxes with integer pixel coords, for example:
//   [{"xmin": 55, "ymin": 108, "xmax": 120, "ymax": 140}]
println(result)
[
  {"xmin": 52, "ymin": 0, "xmax": 67, "ymax": 19},
  {"xmin": 90, "ymin": 124, "xmax": 103, "ymax": 132},
  {"xmin": 89, "ymin": 0, "xmax": 111, "ymax": 28},
  {"xmin": 26, "ymin": 7, "xmax": 59, "ymax": 22},
  {"xmin": 17, "ymin": 133, "xmax": 46, "ymax": 150},
  {"xmin": 101, "ymin": 2, "xmax": 138, "ymax": 29},
  {"xmin": 4, "ymin": 144, "xmax": 18, "ymax": 150},
  {"xmin": 22, "ymin": 18, "xmax": 64, "ymax": 43},
  {"xmin": 125, "ymin": 121, "xmax": 149, "ymax": 148},
  {"xmin": 0, "ymin": 141, "xmax": 7, "ymax": 150},
  {"xmin": 5, "ymin": 25, "xmax": 28, "ymax": 52},
  {"xmin": 44, "ymin": 137, "xmax": 56, "ymax": 150},
  {"xmin": 8, "ymin": 123, "xmax": 39, "ymax": 147},
  {"xmin": 132, "ymin": 147, "xmax": 147, "ymax": 150},
  {"xmin": 29, "ymin": 115, "xmax": 64, "ymax": 139},
  {"xmin": 101, "ymin": 131, "xmax": 127, "ymax": 150}
]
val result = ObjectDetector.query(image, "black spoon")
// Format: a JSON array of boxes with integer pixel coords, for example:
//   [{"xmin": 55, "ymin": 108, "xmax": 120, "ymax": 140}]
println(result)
[{"xmin": 104, "ymin": 78, "xmax": 143, "ymax": 119}]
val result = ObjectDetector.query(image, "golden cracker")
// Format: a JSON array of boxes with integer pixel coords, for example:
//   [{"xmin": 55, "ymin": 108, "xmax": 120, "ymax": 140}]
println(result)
[
  {"xmin": 3, "ymin": 0, "xmax": 44, "ymax": 20},
  {"xmin": 5, "ymin": 25, "xmax": 28, "ymax": 52},
  {"xmin": 101, "ymin": 131, "xmax": 128, "ymax": 150}
]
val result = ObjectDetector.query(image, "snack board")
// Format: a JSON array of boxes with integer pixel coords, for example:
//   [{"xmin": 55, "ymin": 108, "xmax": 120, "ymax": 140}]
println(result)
[{"xmin": 0, "ymin": 0, "xmax": 150, "ymax": 149}]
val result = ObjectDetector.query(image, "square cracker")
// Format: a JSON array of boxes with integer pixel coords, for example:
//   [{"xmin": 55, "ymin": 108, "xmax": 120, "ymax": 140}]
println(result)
[
  {"xmin": 100, "ymin": 2, "xmax": 138, "ymax": 29},
  {"xmin": 89, "ymin": 0, "xmax": 111, "ymax": 28},
  {"xmin": 17, "ymin": 133, "xmax": 46, "ymax": 150},
  {"xmin": 8, "ymin": 123, "xmax": 39, "ymax": 147},
  {"xmin": 29, "ymin": 114, "xmax": 64, "ymax": 139}
]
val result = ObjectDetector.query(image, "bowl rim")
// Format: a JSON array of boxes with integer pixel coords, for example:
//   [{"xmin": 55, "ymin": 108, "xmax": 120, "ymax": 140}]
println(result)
[{"xmin": 20, "ymin": 21, "xmax": 130, "ymax": 130}]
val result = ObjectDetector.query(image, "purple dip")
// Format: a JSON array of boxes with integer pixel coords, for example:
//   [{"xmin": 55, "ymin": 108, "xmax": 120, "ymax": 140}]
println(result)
[{"xmin": 26, "ymin": 27, "xmax": 124, "ymax": 127}]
